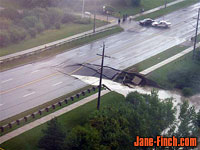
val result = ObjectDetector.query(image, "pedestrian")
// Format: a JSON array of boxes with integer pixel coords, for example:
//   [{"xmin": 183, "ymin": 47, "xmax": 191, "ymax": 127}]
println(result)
[{"xmin": 118, "ymin": 18, "xmax": 121, "ymax": 25}]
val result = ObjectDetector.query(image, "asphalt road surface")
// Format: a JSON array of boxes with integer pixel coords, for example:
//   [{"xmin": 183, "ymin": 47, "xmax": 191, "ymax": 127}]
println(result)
[{"xmin": 0, "ymin": 3, "xmax": 200, "ymax": 121}]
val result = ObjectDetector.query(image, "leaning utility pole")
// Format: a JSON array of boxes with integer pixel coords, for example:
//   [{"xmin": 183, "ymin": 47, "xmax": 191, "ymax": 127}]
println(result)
[
  {"xmin": 193, "ymin": 8, "xmax": 200, "ymax": 60},
  {"xmin": 97, "ymin": 43, "xmax": 105, "ymax": 110}
]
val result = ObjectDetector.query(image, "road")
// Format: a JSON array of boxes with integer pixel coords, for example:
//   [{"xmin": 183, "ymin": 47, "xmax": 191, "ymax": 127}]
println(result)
[{"xmin": 0, "ymin": 3, "xmax": 200, "ymax": 121}]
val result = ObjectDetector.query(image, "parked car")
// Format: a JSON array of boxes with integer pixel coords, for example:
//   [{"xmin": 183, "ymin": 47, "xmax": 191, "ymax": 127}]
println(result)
[
  {"xmin": 139, "ymin": 18, "xmax": 155, "ymax": 26},
  {"xmin": 152, "ymin": 20, "xmax": 171, "ymax": 28}
]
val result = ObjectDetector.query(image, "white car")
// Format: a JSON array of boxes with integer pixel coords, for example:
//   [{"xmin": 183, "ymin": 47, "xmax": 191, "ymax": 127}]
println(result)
[{"xmin": 152, "ymin": 20, "xmax": 171, "ymax": 28}]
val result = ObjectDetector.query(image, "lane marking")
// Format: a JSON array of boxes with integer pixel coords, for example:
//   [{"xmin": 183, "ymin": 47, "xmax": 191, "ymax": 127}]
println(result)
[
  {"xmin": 52, "ymin": 82, "xmax": 63, "ymax": 86},
  {"xmin": 0, "ymin": 73, "xmax": 58, "ymax": 95},
  {"xmin": 23, "ymin": 92, "xmax": 35, "ymax": 98},
  {"xmin": 31, "ymin": 70, "xmax": 40, "ymax": 74},
  {"xmin": 0, "ymin": 104, "xmax": 3, "ymax": 107},
  {"xmin": 1, "ymin": 78, "xmax": 13, "ymax": 84}
]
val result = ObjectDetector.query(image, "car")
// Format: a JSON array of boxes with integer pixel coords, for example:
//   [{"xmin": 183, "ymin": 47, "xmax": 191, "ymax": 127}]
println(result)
[
  {"xmin": 139, "ymin": 18, "xmax": 155, "ymax": 26},
  {"xmin": 151, "ymin": 20, "xmax": 171, "ymax": 28}
]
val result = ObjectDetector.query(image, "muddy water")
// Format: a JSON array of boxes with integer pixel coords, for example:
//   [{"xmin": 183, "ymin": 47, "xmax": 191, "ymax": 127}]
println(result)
[{"xmin": 73, "ymin": 75, "xmax": 200, "ymax": 111}]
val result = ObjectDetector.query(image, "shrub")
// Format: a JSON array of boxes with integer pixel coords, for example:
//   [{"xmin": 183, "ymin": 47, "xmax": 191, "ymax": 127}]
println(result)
[
  {"xmin": 55, "ymin": 23, "xmax": 61, "ymax": 29},
  {"xmin": 74, "ymin": 18, "xmax": 91, "ymax": 24},
  {"xmin": 28, "ymin": 28, "xmax": 37, "ymax": 38},
  {"xmin": 35, "ymin": 22, "xmax": 45, "ymax": 33},
  {"xmin": 21, "ymin": 16, "xmax": 38, "ymax": 29},
  {"xmin": 61, "ymin": 13, "xmax": 77, "ymax": 24},
  {"xmin": 182, "ymin": 88, "xmax": 193, "ymax": 97},
  {"xmin": 0, "ymin": 8, "xmax": 21, "ymax": 21},
  {"xmin": 0, "ymin": 31, "xmax": 10, "ymax": 47},
  {"xmin": 0, "ymin": 17, "xmax": 12, "ymax": 30},
  {"xmin": 9, "ymin": 26, "xmax": 27, "ymax": 43}
]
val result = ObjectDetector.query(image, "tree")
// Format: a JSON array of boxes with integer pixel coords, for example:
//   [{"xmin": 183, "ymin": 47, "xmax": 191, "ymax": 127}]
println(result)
[
  {"xmin": 9, "ymin": 26, "xmax": 27, "ymax": 43},
  {"xmin": 21, "ymin": 16, "xmax": 38, "ymax": 29},
  {"xmin": 0, "ymin": 31, "xmax": 10, "ymax": 47},
  {"xmin": 65, "ymin": 125, "xmax": 102, "ymax": 150},
  {"xmin": 0, "ymin": 17, "xmax": 12, "ymax": 30},
  {"xmin": 131, "ymin": 0, "xmax": 141, "ymax": 6},
  {"xmin": 38, "ymin": 118, "xmax": 65, "ymax": 150},
  {"xmin": 89, "ymin": 104, "xmax": 133, "ymax": 150},
  {"xmin": 0, "ymin": 8, "xmax": 21, "ymax": 21},
  {"xmin": 126, "ymin": 91, "xmax": 176, "ymax": 138},
  {"xmin": 20, "ymin": 0, "xmax": 61, "ymax": 8},
  {"xmin": 175, "ymin": 101, "xmax": 199, "ymax": 137}
]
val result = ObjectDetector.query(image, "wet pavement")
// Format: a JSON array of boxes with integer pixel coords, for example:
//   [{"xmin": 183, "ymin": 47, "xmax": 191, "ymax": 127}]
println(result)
[{"xmin": 0, "ymin": 3, "xmax": 200, "ymax": 121}]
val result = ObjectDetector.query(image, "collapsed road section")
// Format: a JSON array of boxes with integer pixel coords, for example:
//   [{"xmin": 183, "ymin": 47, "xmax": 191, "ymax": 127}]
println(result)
[{"xmin": 63, "ymin": 63, "xmax": 158, "ymax": 88}]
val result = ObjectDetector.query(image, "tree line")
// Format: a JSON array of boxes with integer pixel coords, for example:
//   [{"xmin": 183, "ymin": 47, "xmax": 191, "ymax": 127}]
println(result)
[{"xmin": 38, "ymin": 91, "xmax": 200, "ymax": 150}]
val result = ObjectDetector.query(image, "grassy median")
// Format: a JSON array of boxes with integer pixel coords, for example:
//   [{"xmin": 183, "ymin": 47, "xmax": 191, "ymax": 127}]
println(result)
[
  {"xmin": 0, "ymin": 20, "xmax": 107, "ymax": 57},
  {"xmin": 0, "ymin": 26, "xmax": 123, "ymax": 72},
  {"xmin": 0, "ymin": 92, "xmax": 124, "ymax": 150},
  {"xmin": 135, "ymin": 0, "xmax": 199, "ymax": 20}
]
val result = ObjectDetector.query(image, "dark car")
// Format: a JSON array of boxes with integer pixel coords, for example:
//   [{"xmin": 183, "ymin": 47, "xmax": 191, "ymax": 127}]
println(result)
[{"xmin": 139, "ymin": 18, "xmax": 155, "ymax": 26}]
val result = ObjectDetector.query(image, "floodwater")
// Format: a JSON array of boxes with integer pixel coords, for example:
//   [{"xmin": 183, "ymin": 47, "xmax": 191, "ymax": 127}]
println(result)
[{"xmin": 73, "ymin": 75, "xmax": 200, "ymax": 111}]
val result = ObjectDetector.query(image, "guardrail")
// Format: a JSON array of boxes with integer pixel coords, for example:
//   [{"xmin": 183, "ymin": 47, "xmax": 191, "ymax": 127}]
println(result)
[
  {"xmin": 0, "ymin": 86, "xmax": 100, "ymax": 134},
  {"xmin": 0, "ymin": 24, "xmax": 118, "ymax": 64}
]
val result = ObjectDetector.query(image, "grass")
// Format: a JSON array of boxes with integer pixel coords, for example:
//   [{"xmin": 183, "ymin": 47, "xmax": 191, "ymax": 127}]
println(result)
[
  {"xmin": 0, "ymin": 20, "xmax": 107, "ymax": 57},
  {"xmin": 112, "ymin": 0, "xmax": 175, "ymax": 17},
  {"xmin": 0, "ymin": 26, "xmax": 123, "ymax": 72},
  {"xmin": 135, "ymin": 0, "xmax": 199, "ymax": 20},
  {"xmin": 0, "ymin": 92, "xmax": 125, "ymax": 150},
  {"xmin": 126, "ymin": 43, "xmax": 189, "ymax": 73},
  {"xmin": 147, "ymin": 52, "xmax": 200, "ymax": 89}
]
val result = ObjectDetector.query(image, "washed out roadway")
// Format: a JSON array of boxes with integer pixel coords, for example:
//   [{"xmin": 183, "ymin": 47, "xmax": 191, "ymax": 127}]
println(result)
[{"xmin": 0, "ymin": 3, "xmax": 200, "ymax": 121}]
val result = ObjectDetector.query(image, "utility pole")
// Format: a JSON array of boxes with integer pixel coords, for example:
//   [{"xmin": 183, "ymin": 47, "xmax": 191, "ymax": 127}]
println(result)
[
  {"xmin": 97, "ymin": 43, "xmax": 105, "ymax": 110},
  {"xmin": 93, "ymin": 0, "xmax": 96, "ymax": 33},
  {"xmin": 164, "ymin": 0, "xmax": 167, "ymax": 8},
  {"xmin": 193, "ymin": 8, "xmax": 200, "ymax": 60},
  {"xmin": 82, "ymin": 0, "xmax": 85, "ymax": 18}
]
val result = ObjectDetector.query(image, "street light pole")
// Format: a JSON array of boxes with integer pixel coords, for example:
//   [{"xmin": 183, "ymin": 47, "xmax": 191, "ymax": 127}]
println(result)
[
  {"xmin": 82, "ymin": 0, "xmax": 85, "ymax": 18},
  {"xmin": 164, "ymin": 0, "xmax": 167, "ymax": 8},
  {"xmin": 93, "ymin": 0, "xmax": 96, "ymax": 33},
  {"xmin": 97, "ymin": 43, "xmax": 105, "ymax": 110},
  {"xmin": 193, "ymin": 8, "xmax": 200, "ymax": 60}
]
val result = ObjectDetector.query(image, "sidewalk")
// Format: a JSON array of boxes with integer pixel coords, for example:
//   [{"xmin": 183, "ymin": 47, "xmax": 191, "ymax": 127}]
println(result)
[
  {"xmin": 140, "ymin": 42, "xmax": 200, "ymax": 75},
  {"xmin": 0, "ymin": 90, "xmax": 110, "ymax": 144},
  {"xmin": 130, "ymin": 0, "xmax": 186, "ymax": 19}
]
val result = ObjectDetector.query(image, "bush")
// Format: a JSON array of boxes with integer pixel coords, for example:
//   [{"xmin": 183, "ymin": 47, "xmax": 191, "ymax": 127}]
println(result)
[
  {"xmin": 74, "ymin": 18, "xmax": 91, "ymax": 24},
  {"xmin": 55, "ymin": 23, "xmax": 61, "ymax": 29},
  {"xmin": 0, "ymin": 8, "xmax": 21, "ymax": 21},
  {"xmin": 35, "ymin": 22, "xmax": 45, "ymax": 33},
  {"xmin": 0, "ymin": 31, "xmax": 10, "ymax": 47},
  {"xmin": 28, "ymin": 28, "xmax": 37, "ymax": 38},
  {"xmin": 182, "ymin": 88, "xmax": 193, "ymax": 97},
  {"xmin": 61, "ymin": 13, "xmax": 77, "ymax": 24},
  {"xmin": 132, "ymin": 0, "xmax": 141, "ymax": 6},
  {"xmin": 9, "ymin": 26, "xmax": 27, "ymax": 43},
  {"xmin": 0, "ymin": 17, "xmax": 12, "ymax": 30},
  {"xmin": 21, "ymin": 16, "xmax": 39, "ymax": 29}
]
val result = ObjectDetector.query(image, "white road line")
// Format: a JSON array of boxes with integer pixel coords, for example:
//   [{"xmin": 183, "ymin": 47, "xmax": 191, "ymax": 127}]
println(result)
[
  {"xmin": 52, "ymin": 82, "xmax": 63, "ymax": 86},
  {"xmin": 0, "ymin": 104, "xmax": 3, "ymax": 107},
  {"xmin": 1, "ymin": 78, "xmax": 13, "ymax": 84},
  {"xmin": 23, "ymin": 92, "xmax": 35, "ymax": 98},
  {"xmin": 31, "ymin": 70, "xmax": 40, "ymax": 74}
]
